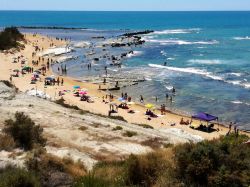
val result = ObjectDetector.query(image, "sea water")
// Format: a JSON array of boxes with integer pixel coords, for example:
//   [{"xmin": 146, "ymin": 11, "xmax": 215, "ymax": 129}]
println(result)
[{"xmin": 0, "ymin": 11, "xmax": 250, "ymax": 131}]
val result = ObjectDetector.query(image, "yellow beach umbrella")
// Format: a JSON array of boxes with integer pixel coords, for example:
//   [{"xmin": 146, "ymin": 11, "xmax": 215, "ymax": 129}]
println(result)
[{"xmin": 145, "ymin": 103, "xmax": 154, "ymax": 109}]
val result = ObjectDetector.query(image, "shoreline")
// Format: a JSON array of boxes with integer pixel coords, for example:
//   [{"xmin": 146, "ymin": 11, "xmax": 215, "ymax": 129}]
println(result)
[{"xmin": 0, "ymin": 32, "xmax": 249, "ymax": 141}]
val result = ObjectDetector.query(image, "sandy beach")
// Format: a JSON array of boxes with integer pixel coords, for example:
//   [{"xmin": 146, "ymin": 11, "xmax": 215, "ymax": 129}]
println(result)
[{"xmin": 0, "ymin": 33, "xmax": 248, "ymax": 141}]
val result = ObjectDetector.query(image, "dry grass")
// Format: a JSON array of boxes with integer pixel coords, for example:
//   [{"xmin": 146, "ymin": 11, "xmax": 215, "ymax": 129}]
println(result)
[
  {"xmin": 27, "ymin": 153, "xmax": 87, "ymax": 178},
  {"xmin": 141, "ymin": 137, "xmax": 165, "ymax": 149},
  {"xmin": 0, "ymin": 133, "xmax": 16, "ymax": 151}
]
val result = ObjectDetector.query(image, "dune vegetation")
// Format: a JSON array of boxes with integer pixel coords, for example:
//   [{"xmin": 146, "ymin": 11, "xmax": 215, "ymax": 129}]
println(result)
[{"xmin": 0, "ymin": 27, "xmax": 24, "ymax": 51}]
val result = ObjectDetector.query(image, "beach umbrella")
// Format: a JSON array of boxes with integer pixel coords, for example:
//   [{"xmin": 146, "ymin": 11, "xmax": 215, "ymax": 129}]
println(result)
[
  {"xmin": 73, "ymin": 86, "xmax": 80, "ymax": 89},
  {"xmin": 45, "ymin": 77, "xmax": 54, "ymax": 81},
  {"xmin": 34, "ymin": 70, "xmax": 41, "ymax": 74},
  {"xmin": 145, "ymin": 103, "xmax": 154, "ymax": 109},
  {"xmin": 118, "ymin": 97, "xmax": 125, "ymax": 102},
  {"xmin": 22, "ymin": 66, "xmax": 30, "ymax": 71},
  {"xmin": 79, "ymin": 91, "xmax": 87, "ymax": 95}
]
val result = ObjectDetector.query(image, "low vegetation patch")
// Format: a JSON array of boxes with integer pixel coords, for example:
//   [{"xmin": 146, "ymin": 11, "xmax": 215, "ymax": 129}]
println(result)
[
  {"xmin": 123, "ymin": 131, "xmax": 137, "ymax": 137},
  {"xmin": 0, "ymin": 27, "xmax": 24, "ymax": 51},
  {"xmin": 141, "ymin": 137, "xmax": 166, "ymax": 149},
  {"xmin": 3, "ymin": 112, "xmax": 46, "ymax": 150},
  {"xmin": 108, "ymin": 115, "xmax": 127, "ymax": 122},
  {"xmin": 78, "ymin": 126, "xmax": 88, "ymax": 131},
  {"xmin": 112, "ymin": 126, "xmax": 123, "ymax": 131},
  {"xmin": 0, "ymin": 167, "xmax": 40, "ymax": 187},
  {"xmin": 73, "ymin": 134, "xmax": 250, "ymax": 187},
  {"xmin": 133, "ymin": 123, "xmax": 154, "ymax": 129},
  {"xmin": 0, "ymin": 134, "xmax": 16, "ymax": 151},
  {"xmin": 26, "ymin": 153, "xmax": 86, "ymax": 186}
]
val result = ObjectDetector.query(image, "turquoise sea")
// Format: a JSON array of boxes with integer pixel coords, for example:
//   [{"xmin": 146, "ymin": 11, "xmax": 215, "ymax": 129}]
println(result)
[{"xmin": 0, "ymin": 11, "xmax": 250, "ymax": 131}]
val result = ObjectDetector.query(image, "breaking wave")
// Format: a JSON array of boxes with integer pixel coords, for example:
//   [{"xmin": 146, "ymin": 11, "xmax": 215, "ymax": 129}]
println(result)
[
  {"xmin": 127, "ymin": 51, "xmax": 143, "ymax": 58},
  {"xmin": 148, "ymin": 64, "xmax": 250, "ymax": 89},
  {"xmin": 233, "ymin": 36, "xmax": 250, "ymax": 40},
  {"xmin": 145, "ymin": 39, "xmax": 219, "ymax": 45},
  {"xmin": 188, "ymin": 59, "xmax": 223, "ymax": 65},
  {"xmin": 153, "ymin": 28, "xmax": 201, "ymax": 35}
]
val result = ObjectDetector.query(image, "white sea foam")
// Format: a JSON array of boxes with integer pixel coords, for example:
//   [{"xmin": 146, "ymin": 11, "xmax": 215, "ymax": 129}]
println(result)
[
  {"xmin": 188, "ymin": 59, "xmax": 223, "ymax": 65},
  {"xmin": 149, "ymin": 63, "xmax": 250, "ymax": 89},
  {"xmin": 39, "ymin": 46, "xmax": 72, "ymax": 56},
  {"xmin": 56, "ymin": 55, "xmax": 76, "ymax": 63},
  {"xmin": 74, "ymin": 41, "xmax": 91, "ymax": 48},
  {"xmin": 231, "ymin": 100, "xmax": 250, "ymax": 106},
  {"xmin": 127, "ymin": 51, "xmax": 143, "ymax": 58},
  {"xmin": 167, "ymin": 58, "xmax": 175, "ymax": 60},
  {"xmin": 148, "ymin": 64, "xmax": 224, "ymax": 81},
  {"xmin": 153, "ymin": 28, "xmax": 201, "ymax": 35},
  {"xmin": 165, "ymin": 86, "xmax": 173, "ymax": 90},
  {"xmin": 233, "ymin": 36, "xmax": 250, "ymax": 40},
  {"xmin": 146, "ymin": 39, "xmax": 219, "ymax": 45},
  {"xmin": 227, "ymin": 73, "xmax": 242, "ymax": 77}
]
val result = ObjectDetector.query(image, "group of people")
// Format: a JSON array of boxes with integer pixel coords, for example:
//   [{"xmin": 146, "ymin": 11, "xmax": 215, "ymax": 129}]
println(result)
[
  {"xmin": 227, "ymin": 122, "xmax": 240, "ymax": 137},
  {"xmin": 57, "ymin": 64, "xmax": 67, "ymax": 75},
  {"xmin": 45, "ymin": 77, "xmax": 64, "ymax": 86}
]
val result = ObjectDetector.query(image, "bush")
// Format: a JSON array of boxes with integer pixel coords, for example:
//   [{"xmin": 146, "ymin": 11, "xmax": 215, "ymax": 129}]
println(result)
[
  {"xmin": 122, "ymin": 131, "xmax": 137, "ymax": 137},
  {"xmin": 55, "ymin": 98, "xmax": 80, "ymax": 110},
  {"xmin": 174, "ymin": 134, "xmax": 250, "ymax": 187},
  {"xmin": 0, "ymin": 167, "xmax": 40, "ymax": 187},
  {"xmin": 133, "ymin": 123, "xmax": 154, "ymax": 129},
  {"xmin": 73, "ymin": 173, "xmax": 112, "ymax": 187},
  {"xmin": 0, "ymin": 134, "xmax": 16, "ymax": 151},
  {"xmin": 108, "ymin": 116, "xmax": 127, "ymax": 122},
  {"xmin": 112, "ymin": 126, "xmax": 123, "ymax": 131},
  {"xmin": 3, "ymin": 112, "xmax": 46, "ymax": 150},
  {"xmin": 79, "ymin": 126, "xmax": 88, "ymax": 131},
  {"xmin": 0, "ymin": 27, "xmax": 24, "ymax": 51}
]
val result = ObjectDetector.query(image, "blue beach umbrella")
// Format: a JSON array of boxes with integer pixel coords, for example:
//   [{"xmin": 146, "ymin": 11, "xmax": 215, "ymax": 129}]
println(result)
[{"xmin": 73, "ymin": 86, "xmax": 80, "ymax": 89}]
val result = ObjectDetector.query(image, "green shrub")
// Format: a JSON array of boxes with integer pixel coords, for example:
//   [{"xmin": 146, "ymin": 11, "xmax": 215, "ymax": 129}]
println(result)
[
  {"xmin": 133, "ymin": 123, "xmax": 154, "ymax": 129},
  {"xmin": 55, "ymin": 98, "xmax": 81, "ymax": 110},
  {"xmin": 0, "ymin": 27, "xmax": 24, "ymax": 51},
  {"xmin": 0, "ymin": 167, "xmax": 40, "ymax": 187},
  {"xmin": 108, "ymin": 116, "xmax": 127, "ymax": 122},
  {"xmin": 112, "ymin": 126, "xmax": 123, "ymax": 131},
  {"xmin": 122, "ymin": 131, "xmax": 137, "ymax": 137},
  {"xmin": 125, "ymin": 151, "xmax": 173, "ymax": 187},
  {"xmin": 174, "ymin": 134, "xmax": 250, "ymax": 187},
  {"xmin": 74, "ymin": 173, "xmax": 111, "ymax": 187},
  {"xmin": 3, "ymin": 112, "xmax": 46, "ymax": 150}
]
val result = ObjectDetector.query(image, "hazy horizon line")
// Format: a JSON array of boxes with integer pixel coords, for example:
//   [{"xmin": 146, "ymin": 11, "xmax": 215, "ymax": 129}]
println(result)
[{"xmin": 1, "ymin": 10, "xmax": 250, "ymax": 12}]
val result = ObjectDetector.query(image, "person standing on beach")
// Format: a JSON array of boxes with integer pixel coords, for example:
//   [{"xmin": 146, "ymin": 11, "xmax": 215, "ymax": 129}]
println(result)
[
  {"xmin": 226, "ymin": 122, "xmax": 233, "ymax": 136},
  {"xmin": 140, "ymin": 95, "xmax": 144, "ymax": 103},
  {"xmin": 9, "ymin": 75, "xmax": 12, "ymax": 82},
  {"xmin": 172, "ymin": 87, "xmax": 176, "ymax": 94},
  {"xmin": 155, "ymin": 96, "xmax": 158, "ymax": 102},
  {"xmin": 61, "ymin": 78, "xmax": 64, "ymax": 86}
]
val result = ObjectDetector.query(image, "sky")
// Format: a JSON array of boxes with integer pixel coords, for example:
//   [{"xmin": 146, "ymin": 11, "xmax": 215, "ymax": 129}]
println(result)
[{"xmin": 1, "ymin": 0, "xmax": 250, "ymax": 11}]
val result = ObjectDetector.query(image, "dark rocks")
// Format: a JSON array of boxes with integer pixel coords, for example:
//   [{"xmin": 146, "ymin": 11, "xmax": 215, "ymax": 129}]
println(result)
[{"xmin": 122, "ymin": 30, "xmax": 154, "ymax": 37}]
